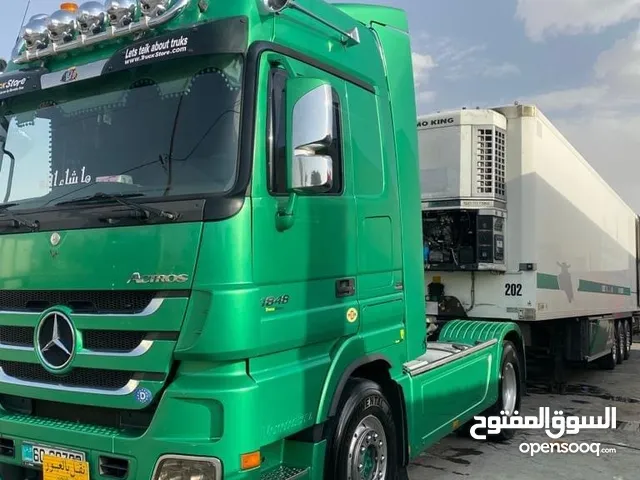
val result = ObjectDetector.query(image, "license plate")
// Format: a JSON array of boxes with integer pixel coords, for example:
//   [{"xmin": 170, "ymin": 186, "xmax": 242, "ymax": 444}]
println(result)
[
  {"xmin": 42, "ymin": 455, "xmax": 90, "ymax": 480},
  {"xmin": 22, "ymin": 442, "xmax": 86, "ymax": 466}
]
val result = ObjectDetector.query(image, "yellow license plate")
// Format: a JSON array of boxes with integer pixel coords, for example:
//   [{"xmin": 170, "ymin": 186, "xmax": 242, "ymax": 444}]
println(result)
[{"xmin": 43, "ymin": 454, "xmax": 90, "ymax": 480}]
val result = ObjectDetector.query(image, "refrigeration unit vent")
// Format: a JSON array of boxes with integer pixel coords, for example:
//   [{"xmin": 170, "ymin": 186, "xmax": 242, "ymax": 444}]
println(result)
[{"xmin": 475, "ymin": 126, "xmax": 506, "ymax": 198}]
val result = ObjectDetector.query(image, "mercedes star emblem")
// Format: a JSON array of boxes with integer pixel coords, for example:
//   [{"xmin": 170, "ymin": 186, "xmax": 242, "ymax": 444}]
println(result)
[
  {"xmin": 35, "ymin": 311, "xmax": 76, "ymax": 371},
  {"xmin": 50, "ymin": 232, "xmax": 61, "ymax": 246}
]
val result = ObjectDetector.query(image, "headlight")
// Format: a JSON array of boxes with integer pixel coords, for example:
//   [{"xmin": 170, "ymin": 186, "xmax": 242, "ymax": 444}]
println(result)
[
  {"xmin": 77, "ymin": 1, "xmax": 108, "ymax": 35},
  {"xmin": 104, "ymin": 0, "xmax": 138, "ymax": 27},
  {"xmin": 139, "ymin": 0, "xmax": 173, "ymax": 17},
  {"xmin": 152, "ymin": 456, "xmax": 221, "ymax": 480}
]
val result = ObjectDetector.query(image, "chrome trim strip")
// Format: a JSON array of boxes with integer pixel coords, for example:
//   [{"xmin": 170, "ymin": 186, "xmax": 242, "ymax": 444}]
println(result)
[
  {"xmin": 0, "ymin": 298, "xmax": 168, "ymax": 353},
  {"xmin": 0, "ymin": 367, "xmax": 139, "ymax": 395},
  {"xmin": 82, "ymin": 297, "xmax": 165, "ymax": 317},
  {"xmin": 0, "ymin": 343, "xmax": 32, "ymax": 352},
  {"xmin": 14, "ymin": 0, "xmax": 190, "ymax": 64},
  {"xmin": 82, "ymin": 339, "xmax": 153, "ymax": 357},
  {"xmin": 0, "ymin": 339, "xmax": 154, "ymax": 357},
  {"xmin": 0, "ymin": 296, "xmax": 165, "ymax": 317},
  {"xmin": 426, "ymin": 342, "xmax": 469, "ymax": 354},
  {"xmin": 403, "ymin": 338, "xmax": 498, "ymax": 377}
]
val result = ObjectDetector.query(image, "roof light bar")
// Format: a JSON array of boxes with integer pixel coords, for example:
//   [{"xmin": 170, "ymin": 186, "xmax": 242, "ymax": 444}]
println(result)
[{"xmin": 13, "ymin": 0, "xmax": 189, "ymax": 65}]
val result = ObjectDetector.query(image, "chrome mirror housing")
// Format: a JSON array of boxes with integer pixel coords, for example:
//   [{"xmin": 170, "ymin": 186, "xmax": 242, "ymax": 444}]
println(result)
[
  {"xmin": 291, "ymin": 154, "xmax": 333, "ymax": 193},
  {"xmin": 291, "ymin": 84, "xmax": 333, "ymax": 152}
]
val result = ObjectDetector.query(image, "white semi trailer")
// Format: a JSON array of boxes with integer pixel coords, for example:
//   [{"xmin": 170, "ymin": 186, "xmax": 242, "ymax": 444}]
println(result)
[{"xmin": 418, "ymin": 104, "xmax": 640, "ymax": 391}]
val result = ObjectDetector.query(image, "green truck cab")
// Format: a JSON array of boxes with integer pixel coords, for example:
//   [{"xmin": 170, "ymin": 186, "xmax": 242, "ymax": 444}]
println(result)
[{"xmin": 0, "ymin": 1, "xmax": 525, "ymax": 479}]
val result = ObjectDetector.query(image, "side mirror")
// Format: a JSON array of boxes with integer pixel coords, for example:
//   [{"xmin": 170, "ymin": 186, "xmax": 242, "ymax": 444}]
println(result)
[
  {"xmin": 286, "ymin": 78, "xmax": 334, "ymax": 193},
  {"xmin": 0, "ymin": 58, "xmax": 6, "ymax": 73}
]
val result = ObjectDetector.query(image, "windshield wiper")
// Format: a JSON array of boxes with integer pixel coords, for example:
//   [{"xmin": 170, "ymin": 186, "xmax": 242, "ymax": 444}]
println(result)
[
  {"xmin": 0, "ymin": 203, "xmax": 39, "ymax": 230},
  {"xmin": 56, "ymin": 193, "xmax": 179, "ymax": 221}
]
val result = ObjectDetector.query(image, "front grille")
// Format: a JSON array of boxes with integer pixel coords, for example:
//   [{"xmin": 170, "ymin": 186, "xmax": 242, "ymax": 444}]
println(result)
[
  {"xmin": 100, "ymin": 456, "xmax": 130, "ymax": 479},
  {"xmin": 0, "ymin": 326, "xmax": 32, "ymax": 347},
  {"xmin": 1, "ymin": 361, "xmax": 133, "ymax": 390},
  {"xmin": 0, "ymin": 290, "xmax": 156, "ymax": 314},
  {"xmin": 85, "ymin": 331, "xmax": 147, "ymax": 351},
  {"xmin": 0, "ymin": 326, "xmax": 147, "ymax": 352},
  {"xmin": 0, "ymin": 395, "xmax": 155, "ymax": 434}
]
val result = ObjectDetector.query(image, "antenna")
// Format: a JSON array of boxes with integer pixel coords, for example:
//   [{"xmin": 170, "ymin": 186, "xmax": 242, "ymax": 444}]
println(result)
[{"xmin": 16, "ymin": 0, "xmax": 32, "ymax": 43}]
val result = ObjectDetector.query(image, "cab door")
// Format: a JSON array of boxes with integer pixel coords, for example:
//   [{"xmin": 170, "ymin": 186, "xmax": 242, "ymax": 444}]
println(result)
[{"xmin": 251, "ymin": 52, "xmax": 359, "ymax": 351}]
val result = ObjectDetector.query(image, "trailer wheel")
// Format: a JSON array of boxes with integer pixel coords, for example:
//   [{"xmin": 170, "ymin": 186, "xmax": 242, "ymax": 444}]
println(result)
[
  {"xmin": 616, "ymin": 322, "xmax": 623, "ymax": 364},
  {"xmin": 600, "ymin": 343, "xmax": 617, "ymax": 370},
  {"xmin": 466, "ymin": 340, "xmax": 522, "ymax": 442},
  {"xmin": 325, "ymin": 378, "xmax": 407, "ymax": 480},
  {"xmin": 624, "ymin": 320, "xmax": 632, "ymax": 360}
]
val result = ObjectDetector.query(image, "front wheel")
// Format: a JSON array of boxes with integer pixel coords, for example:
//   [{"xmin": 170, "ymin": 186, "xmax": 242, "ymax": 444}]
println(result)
[{"xmin": 325, "ymin": 378, "xmax": 407, "ymax": 480}]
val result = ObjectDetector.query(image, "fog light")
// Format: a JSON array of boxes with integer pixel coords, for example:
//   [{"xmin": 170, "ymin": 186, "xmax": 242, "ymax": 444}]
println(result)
[
  {"xmin": 152, "ymin": 456, "xmax": 221, "ymax": 480},
  {"xmin": 104, "ymin": 0, "xmax": 137, "ymax": 27},
  {"xmin": 22, "ymin": 14, "xmax": 51, "ymax": 52},
  {"xmin": 139, "ymin": 0, "xmax": 172, "ymax": 17},
  {"xmin": 47, "ymin": 8, "xmax": 79, "ymax": 44},
  {"xmin": 77, "ymin": 1, "xmax": 108, "ymax": 35}
]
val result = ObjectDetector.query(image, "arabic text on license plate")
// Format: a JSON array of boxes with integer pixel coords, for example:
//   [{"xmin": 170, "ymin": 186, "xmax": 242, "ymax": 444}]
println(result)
[
  {"xmin": 22, "ymin": 442, "xmax": 85, "ymax": 465},
  {"xmin": 42, "ymin": 455, "xmax": 90, "ymax": 480}
]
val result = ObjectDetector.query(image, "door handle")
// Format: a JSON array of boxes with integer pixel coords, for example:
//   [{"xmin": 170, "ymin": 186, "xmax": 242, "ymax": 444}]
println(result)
[{"xmin": 336, "ymin": 278, "xmax": 355, "ymax": 298}]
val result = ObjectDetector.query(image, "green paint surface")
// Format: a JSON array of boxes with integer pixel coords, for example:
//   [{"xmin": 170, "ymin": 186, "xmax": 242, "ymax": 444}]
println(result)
[
  {"xmin": 537, "ymin": 273, "xmax": 631, "ymax": 296},
  {"xmin": 0, "ymin": 1, "xmax": 512, "ymax": 478}
]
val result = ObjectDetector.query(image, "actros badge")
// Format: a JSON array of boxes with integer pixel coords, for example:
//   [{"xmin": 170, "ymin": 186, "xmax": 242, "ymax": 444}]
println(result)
[{"xmin": 127, "ymin": 272, "xmax": 189, "ymax": 284}]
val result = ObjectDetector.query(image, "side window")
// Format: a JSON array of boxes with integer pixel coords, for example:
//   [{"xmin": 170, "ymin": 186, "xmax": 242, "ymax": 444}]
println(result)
[
  {"xmin": 267, "ymin": 67, "xmax": 288, "ymax": 194},
  {"xmin": 267, "ymin": 66, "xmax": 344, "ymax": 195}
]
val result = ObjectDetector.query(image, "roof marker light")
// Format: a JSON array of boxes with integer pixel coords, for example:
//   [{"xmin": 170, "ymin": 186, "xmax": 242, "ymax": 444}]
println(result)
[{"xmin": 60, "ymin": 3, "xmax": 80, "ymax": 12}]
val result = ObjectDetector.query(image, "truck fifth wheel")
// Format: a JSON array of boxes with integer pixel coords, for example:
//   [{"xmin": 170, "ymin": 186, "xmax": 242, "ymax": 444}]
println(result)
[{"xmin": 0, "ymin": 1, "xmax": 524, "ymax": 479}]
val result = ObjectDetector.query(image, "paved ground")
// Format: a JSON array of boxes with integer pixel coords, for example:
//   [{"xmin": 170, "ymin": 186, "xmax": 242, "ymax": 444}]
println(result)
[{"xmin": 408, "ymin": 336, "xmax": 640, "ymax": 480}]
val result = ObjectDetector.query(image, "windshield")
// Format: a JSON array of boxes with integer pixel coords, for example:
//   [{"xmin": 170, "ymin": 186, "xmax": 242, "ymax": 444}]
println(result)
[{"xmin": 0, "ymin": 53, "xmax": 242, "ymax": 211}]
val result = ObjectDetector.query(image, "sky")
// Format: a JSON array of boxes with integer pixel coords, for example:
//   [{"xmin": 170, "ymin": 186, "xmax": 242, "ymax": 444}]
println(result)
[{"xmin": 2, "ymin": 0, "xmax": 640, "ymax": 211}]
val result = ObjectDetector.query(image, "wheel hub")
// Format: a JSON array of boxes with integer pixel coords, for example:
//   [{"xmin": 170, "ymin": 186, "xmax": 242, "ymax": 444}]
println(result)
[
  {"xmin": 502, "ymin": 362, "xmax": 517, "ymax": 415},
  {"xmin": 347, "ymin": 415, "xmax": 388, "ymax": 480}
]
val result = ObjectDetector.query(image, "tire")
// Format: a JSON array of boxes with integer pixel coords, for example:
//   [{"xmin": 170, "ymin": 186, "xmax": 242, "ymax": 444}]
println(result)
[
  {"xmin": 616, "ymin": 321, "xmax": 623, "ymax": 364},
  {"xmin": 624, "ymin": 321, "xmax": 632, "ymax": 360},
  {"xmin": 324, "ymin": 378, "xmax": 407, "ymax": 480},
  {"xmin": 622, "ymin": 321, "xmax": 630, "ymax": 361},
  {"xmin": 470, "ymin": 340, "xmax": 522, "ymax": 442},
  {"xmin": 600, "ymin": 344, "xmax": 617, "ymax": 370}
]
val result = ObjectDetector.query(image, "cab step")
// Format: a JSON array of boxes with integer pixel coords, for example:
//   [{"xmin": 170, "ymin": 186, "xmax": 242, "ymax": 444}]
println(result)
[{"xmin": 259, "ymin": 465, "xmax": 309, "ymax": 480}]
